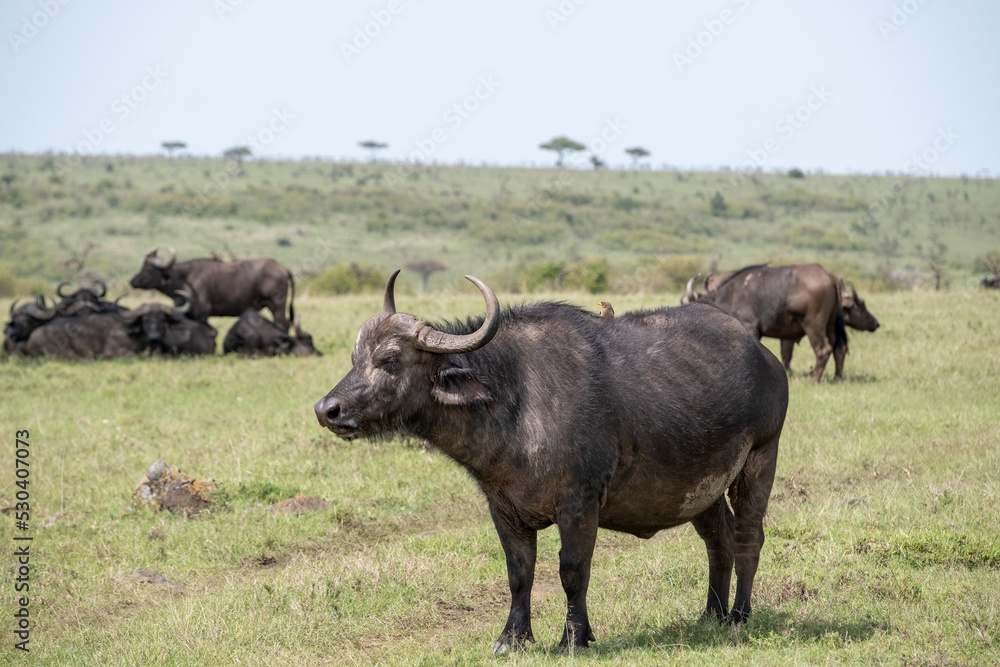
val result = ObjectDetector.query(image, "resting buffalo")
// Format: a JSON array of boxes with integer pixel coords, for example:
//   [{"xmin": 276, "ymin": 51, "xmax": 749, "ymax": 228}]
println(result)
[
  {"xmin": 20, "ymin": 300, "xmax": 216, "ymax": 359},
  {"xmin": 223, "ymin": 309, "xmax": 321, "ymax": 357},
  {"xmin": 129, "ymin": 248, "xmax": 295, "ymax": 329},
  {"xmin": 54, "ymin": 281, "xmax": 127, "ymax": 316},
  {"xmin": 315, "ymin": 271, "xmax": 788, "ymax": 652},
  {"xmin": 684, "ymin": 263, "xmax": 846, "ymax": 382},
  {"xmin": 23, "ymin": 311, "xmax": 145, "ymax": 359},
  {"xmin": 4, "ymin": 296, "xmax": 58, "ymax": 354},
  {"xmin": 125, "ymin": 301, "xmax": 218, "ymax": 356}
]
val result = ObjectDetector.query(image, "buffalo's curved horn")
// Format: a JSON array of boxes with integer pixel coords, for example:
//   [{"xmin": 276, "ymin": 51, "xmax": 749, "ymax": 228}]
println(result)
[
  {"xmin": 94, "ymin": 280, "xmax": 107, "ymax": 298},
  {"xmin": 113, "ymin": 295, "xmax": 127, "ymax": 310},
  {"xmin": 382, "ymin": 269, "xmax": 401, "ymax": 315},
  {"xmin": 172, "ymin": 289, "xmax": 192, "ymax": 315},
  {"xmin": 848, "ymin": 280, "xmax": 859, "ymax": 301},
  {"xmin": 293, "ymin": 314, "xmax": 304, "ymax": 338},
  {"xmin": 683, "ymin": 276, "xmax": 698, "ymax": 304},
  {"xmin": 411, "ymin": 275, "xmax": 500, "ymax": 354},
  {"xmin": 152, "ymin": 247, "xmax": 176, "ymax": 269},
  {"xmin": 56, "ymin": 281, "xmax": 72, "ymax": 298},
  {"xmin": 27, "ymin": 297, "xmax": 57, "ymax": 321},
  {"xmin": 9, "ymin": 299, "xmax": 20, "ymax": 317}
]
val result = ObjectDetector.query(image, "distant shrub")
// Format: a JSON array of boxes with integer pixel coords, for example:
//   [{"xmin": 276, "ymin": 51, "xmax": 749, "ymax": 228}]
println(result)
[
  {"xmin": 787, "ymin": 168, "xmax": 805, "ymax": 179},
  {"xmin": 309, "ymin": 263, "xmax": 385, "ymax": 295},
  {"xmin": 0, "ymin": 265, "xmax": 47, "ymax": 297},
  {"xmin": 640, "ymin": 255, "xmax": 706, "ymax": 293},
  {"xmin": 561, "ymin": 257, "xmax": 612, "ymax": 294},
  {"xmin": 709, "ymin": 191, "xmax": 727, "ymax": 216},
  {"xmin": 974, "ymin": 250, "xmax": 1000, "ymax": 275}
]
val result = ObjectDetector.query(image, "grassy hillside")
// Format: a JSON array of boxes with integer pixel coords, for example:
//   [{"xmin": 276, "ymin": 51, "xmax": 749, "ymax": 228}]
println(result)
[
  {"xmin": 1, "ymin": 289, "xmax": 998, "ymax": 664},
  {"xmin": 1, "ymin": 153, "xmax": 998, "ymax": 296}
]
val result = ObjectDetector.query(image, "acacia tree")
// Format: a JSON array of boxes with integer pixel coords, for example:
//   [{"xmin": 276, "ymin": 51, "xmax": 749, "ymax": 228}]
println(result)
[
  {"xmin": 359, "ymin": 140, "xmax": 388, "ymax": 162},
  {"xmin": 162, "ymin": 141, "xmax": 187, "ymax": 157},
  {"xmin": 539, "ymin": 136, "xmax": 585, "ymax": 167},
  {"xmin": 405, "ymin": 259, "xmax": 448, "ymax": 293},
  {"xmin": 223, "ymin": 146, "xmax": 252, "ymax": 175},
  {"xmin": 625, "ymin": 146, "xmax": 650, "ymax": 170}
]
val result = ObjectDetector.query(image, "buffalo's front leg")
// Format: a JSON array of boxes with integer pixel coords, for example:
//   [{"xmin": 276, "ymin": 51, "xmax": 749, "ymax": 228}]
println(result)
[
  {"xmin": 490, "ymin": 508, "xmax": 538, "ymax": 654},
  {"xmin": 556, "ymin": 501, "xmax": 600, "ymax": 650}
]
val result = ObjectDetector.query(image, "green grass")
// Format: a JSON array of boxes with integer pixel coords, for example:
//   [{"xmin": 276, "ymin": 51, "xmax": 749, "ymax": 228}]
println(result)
[
  {"xmin": 2, "ymin": 153, "xmax": 999, "ymax": 294},
  {"xmin": 2, "ymin": 288, "xmax": 999, "ymax": 664}
]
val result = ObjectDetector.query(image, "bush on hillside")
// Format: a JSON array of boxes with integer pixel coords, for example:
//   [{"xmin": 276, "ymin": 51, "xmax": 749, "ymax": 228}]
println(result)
[{"xmin": 309, "ymin": 263, "xmax": 385, "ymax": 295}]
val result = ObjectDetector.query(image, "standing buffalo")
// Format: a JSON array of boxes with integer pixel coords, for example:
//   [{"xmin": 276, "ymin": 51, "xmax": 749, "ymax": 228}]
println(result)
[
  {"xmin": 780, "ymin": 280, "xmax": 880, "ymax": 372},
  {"xmin": 683, "ymin": 264, "xmax": 846, "ymax": 382},
  {"xmin": 315, "ymin": 271, "xmax": 788, "ymax": 652},
  {"xmin": 982, "ymin": 275, "xmax": 1000, "ymax": 289},
  {"xmin": 223, "ymin": 309, "xmax": 321, "ymax": 357},
  {"xmin": 129, "ymin": 248, "xmax": 295, "ymax": 329}
]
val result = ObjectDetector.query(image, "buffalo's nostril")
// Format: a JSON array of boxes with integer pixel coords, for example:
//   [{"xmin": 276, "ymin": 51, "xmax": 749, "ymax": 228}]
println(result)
[{"xmin": 326, "ymin": 405, "xmax": 340, "ymax": 422}]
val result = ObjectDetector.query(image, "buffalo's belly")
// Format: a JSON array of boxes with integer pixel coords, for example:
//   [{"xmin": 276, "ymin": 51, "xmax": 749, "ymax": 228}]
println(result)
[{"xmin": 598, "ymin": 434, "xmax": 755, "ymax": 535}]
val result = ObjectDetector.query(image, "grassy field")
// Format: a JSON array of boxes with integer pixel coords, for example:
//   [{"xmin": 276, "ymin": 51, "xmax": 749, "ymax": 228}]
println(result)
[
  {"xmin": 1, "ymin": 286, "xmax": 998, "ymax": 665},
  {"xmin": 2, "ymin": 153, "xmax": 999, "ymax": 296}
]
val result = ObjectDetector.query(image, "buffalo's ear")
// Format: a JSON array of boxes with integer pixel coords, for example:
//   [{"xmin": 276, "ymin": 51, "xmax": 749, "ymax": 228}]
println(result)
[{"xmin": 431, "ymin": 367, "xmax": 491, "ymax": 406}]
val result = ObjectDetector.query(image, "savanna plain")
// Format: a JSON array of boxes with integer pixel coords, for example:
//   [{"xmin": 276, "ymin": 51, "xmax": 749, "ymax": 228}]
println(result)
[{"xmin": 1, "ymin": 154, "xmax": 999, "ymax": 664}]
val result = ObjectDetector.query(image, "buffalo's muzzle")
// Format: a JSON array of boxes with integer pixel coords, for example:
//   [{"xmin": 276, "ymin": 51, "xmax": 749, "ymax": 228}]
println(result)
[{"xmin": 315, "ymin": 395, "xmax": 358, "ymax": 437}]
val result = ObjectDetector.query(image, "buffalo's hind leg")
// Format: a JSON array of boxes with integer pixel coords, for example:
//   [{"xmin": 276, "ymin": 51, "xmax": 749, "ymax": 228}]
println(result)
[
  {"xmin": 490, "ymin": 508, "xmax": 538, "ymax": 654},
  {"xmin": 556, "ymin": 501, "xmax": 600, "ymax": 650},
  {"xmin": 691, "ymin": 496, "xmax": 736, "ymax": 621},
  {"xmin": 727, "ymin": 433, "xmax": 780, "ymax": 624}
]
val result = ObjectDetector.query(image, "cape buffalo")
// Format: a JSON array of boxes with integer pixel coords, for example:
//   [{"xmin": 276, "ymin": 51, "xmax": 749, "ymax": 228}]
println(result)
[
  {"xmin": 315, "ymin": 271, "xmax": 788, "ymax": 652},
  {"xmin": 223, "ymin": 309, "xmax": 321, "ymax": 357},
  {"xmin": 4, "ymin": 296, "xmax": 58, "ymax": 354},
  {"xmin": 124, "ymin": 300, "xmax": 217, "ymax": 356},
  {"xmin": 23, "ymin": 312, "xmax": 144, "ymax": 359},
  {"xmin": 129, "ymin": 247, "xmax": 295, "ymax": 329},
  {"xmin": 54, "ymin": 281, "xmax": 127, "ymax": 316},
  {"xmin": 982, "ymin": 275, "xmax": 1000, "ymax": 289},
  {"xmin": 684, "ymin": 263, "xmax": 846, "ymax": 382},
  {"xmin": 779, "ymin": 280, "xmax": 879, "ymax": 376},
  {"xmin": 20, "ymin": 299, "xmax": 215, "ymax": 359}
]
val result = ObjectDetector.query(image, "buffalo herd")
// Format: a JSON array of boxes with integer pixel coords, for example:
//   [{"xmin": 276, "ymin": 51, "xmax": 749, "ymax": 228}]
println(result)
[{"xmin": 3, "ymin": 249, "xmax": 319, "ymax": 360}]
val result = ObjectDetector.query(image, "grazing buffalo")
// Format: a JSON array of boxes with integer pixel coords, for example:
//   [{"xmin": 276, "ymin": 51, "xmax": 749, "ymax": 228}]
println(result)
[
  {"xmin": 982, "ymin": 275, "xmax": 1000, "ymax": 289},
  {"xmin": 778, "ymin": 279, "xmax": 879, "ymax": 375},
  {"xmin": 315, "ymin": 271, "xmax": 788, "ymax": 652},
  {"xmin": 683, "ymin": 264, "xmax": 846, "ymax": 382},
  {"xmin": 223, "ymin": 309, "xmax": 321, "ymax": 357},
  {"xmin": 129, "ymin": 248, "xmax": 295, "ymax": 329}
]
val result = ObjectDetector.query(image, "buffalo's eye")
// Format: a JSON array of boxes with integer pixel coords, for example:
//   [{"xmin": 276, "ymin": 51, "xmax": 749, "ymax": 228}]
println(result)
[{"xmin": 374, "ymin": 354, "xmax": 400, "ymax": 372}]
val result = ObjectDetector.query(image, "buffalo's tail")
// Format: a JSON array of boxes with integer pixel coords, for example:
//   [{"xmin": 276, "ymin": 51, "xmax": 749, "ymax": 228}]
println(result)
[{"xmin": 288, "ymin": 272, "xmax": 295, "ymax": 326}]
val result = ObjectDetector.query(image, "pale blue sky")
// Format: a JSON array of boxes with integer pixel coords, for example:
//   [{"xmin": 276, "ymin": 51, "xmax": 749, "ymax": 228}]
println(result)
[{"xmin": 2, "ymin": 0, "xmax": 997, "ymax": 175}]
